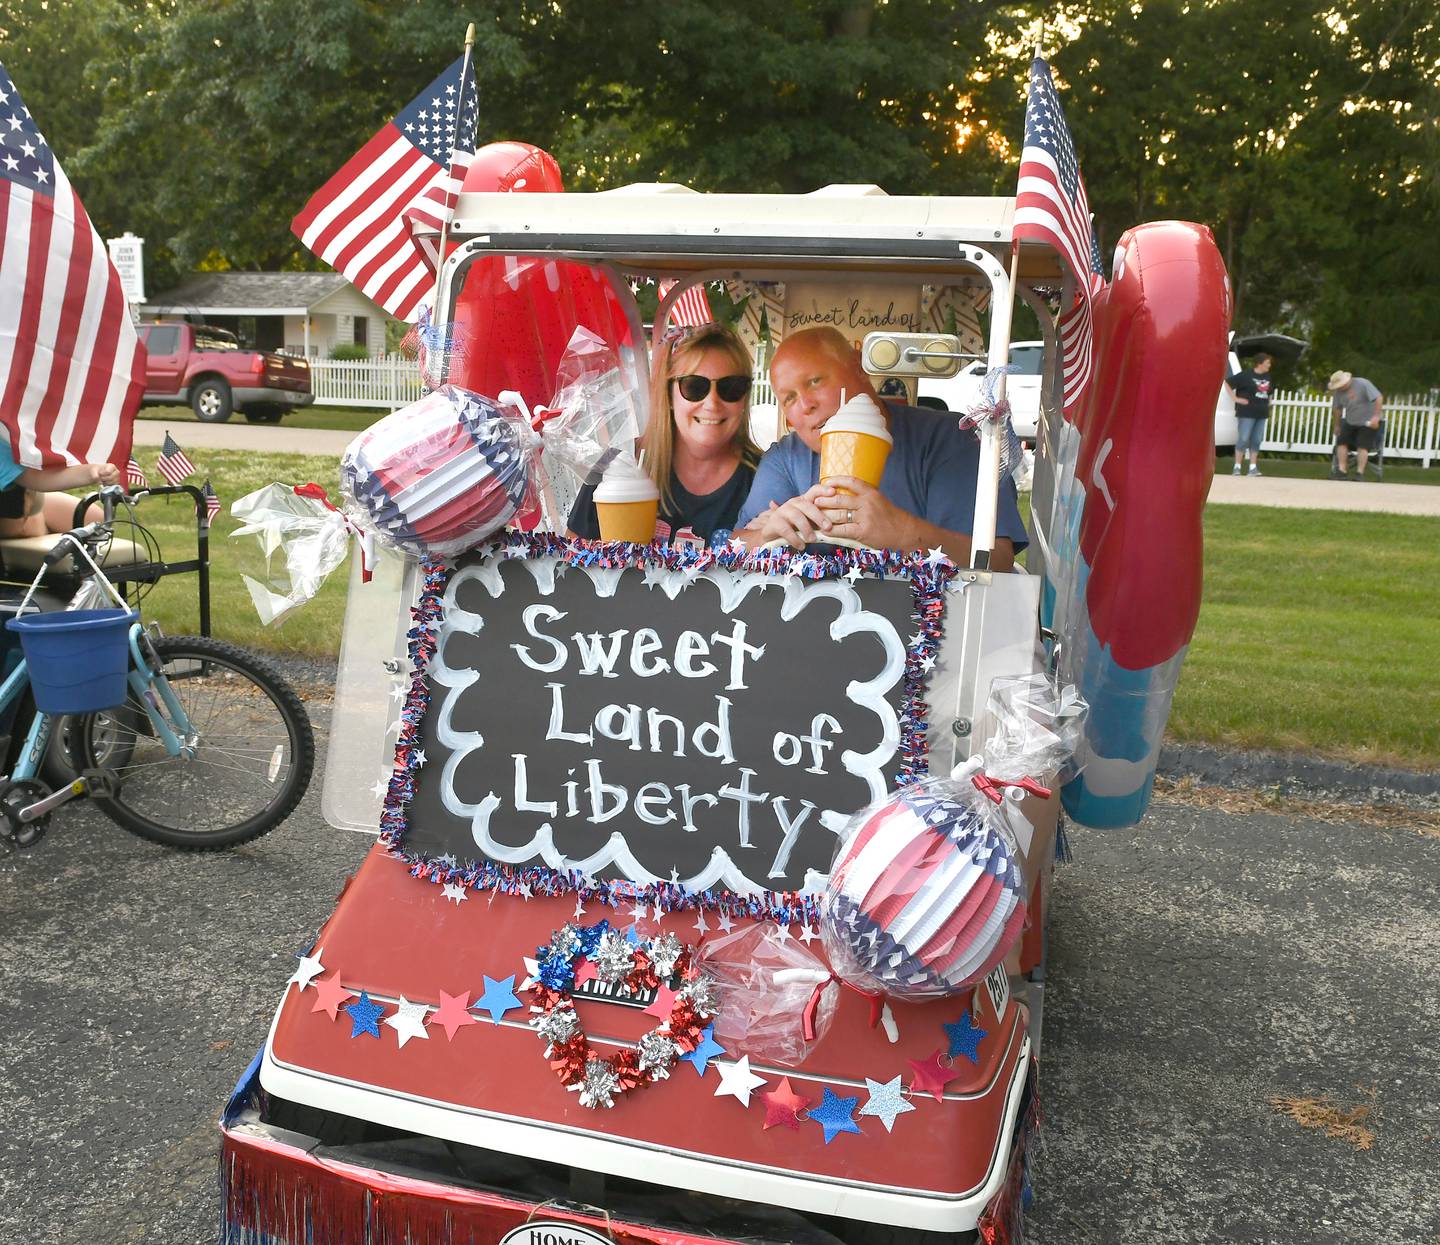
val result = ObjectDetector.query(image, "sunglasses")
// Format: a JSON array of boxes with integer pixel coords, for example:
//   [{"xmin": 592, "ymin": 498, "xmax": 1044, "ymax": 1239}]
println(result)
[{"xmin": 674, "ymin": 374, "xmax": 752, "ymax": 404}]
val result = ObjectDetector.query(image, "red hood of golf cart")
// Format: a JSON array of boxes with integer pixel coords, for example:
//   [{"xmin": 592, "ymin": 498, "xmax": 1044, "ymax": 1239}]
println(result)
[{"xmin": 262, "ymin": 844, "xmax": 1029, "ymax": 1210}]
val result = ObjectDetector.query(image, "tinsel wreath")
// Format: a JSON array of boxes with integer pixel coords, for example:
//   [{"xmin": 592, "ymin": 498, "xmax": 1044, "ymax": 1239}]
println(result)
[{"xmin": 529, "ymin": 920, "xmax": 720, "ymax": 1109}]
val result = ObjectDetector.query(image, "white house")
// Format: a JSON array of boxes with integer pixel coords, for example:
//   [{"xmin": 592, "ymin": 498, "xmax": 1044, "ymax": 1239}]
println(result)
[{"xmin": 142, "ymin": 272, "xmax": 395, "ymax": 359}]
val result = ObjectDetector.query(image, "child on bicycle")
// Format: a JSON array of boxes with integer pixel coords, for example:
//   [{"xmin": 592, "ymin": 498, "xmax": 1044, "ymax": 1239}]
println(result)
[{"xmin": 0, "ymin": 455, "xmax": 119, "ymax": 539}]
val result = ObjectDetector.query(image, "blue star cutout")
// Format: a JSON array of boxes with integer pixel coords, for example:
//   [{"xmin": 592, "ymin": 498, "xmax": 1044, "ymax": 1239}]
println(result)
[
  {"xmin": 623, "ymin": 925, "xmax": 644, "ymax": 947},
  {"xmin": 681, "ymin": 1025, "xmax": 726, "ymax": 1076},
  {"xmin": 474, "ymin": 975, "xmax": 523, "ymax": 1024},
  {"xmin": 943, "ymin": 1009, "xmax": 987, "ymax": 1064},
  {"xmin": 809, "ymin": 1086, "xmax": 862, "ymax": 1144},
  {"xmin": 344, "ymin": 991, "xmax": 385, "ymax": 1039}
]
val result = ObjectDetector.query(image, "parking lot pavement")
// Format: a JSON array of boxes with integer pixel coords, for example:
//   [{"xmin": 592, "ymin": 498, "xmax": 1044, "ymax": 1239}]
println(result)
[{"xmin": 1, "ymin": 731, "xmax": 1435, "ymax": 1243}]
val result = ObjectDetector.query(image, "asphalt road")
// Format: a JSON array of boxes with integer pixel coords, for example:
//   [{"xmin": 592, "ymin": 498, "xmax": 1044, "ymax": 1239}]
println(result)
[{"xmin": 1, "ymin": 716, "xmax": 1436, "ymax": 1244}]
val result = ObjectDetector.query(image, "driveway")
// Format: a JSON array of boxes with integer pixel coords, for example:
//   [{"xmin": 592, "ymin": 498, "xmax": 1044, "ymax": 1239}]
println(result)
[{"xmin": 1, "ymin": 721, "xmax": 1435, "ymax": 1244}]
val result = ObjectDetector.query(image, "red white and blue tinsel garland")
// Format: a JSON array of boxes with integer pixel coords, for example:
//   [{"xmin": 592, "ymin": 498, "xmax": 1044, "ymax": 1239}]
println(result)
[{"xmin": 378, "ymin": 535, "xmax": 958, "ymax": 924}]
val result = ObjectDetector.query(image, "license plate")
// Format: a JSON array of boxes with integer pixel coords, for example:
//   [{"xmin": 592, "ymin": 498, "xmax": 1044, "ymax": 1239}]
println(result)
[{"xmin": 983, "ymin": 962, "xmax": 1010, "ymax": 1020}]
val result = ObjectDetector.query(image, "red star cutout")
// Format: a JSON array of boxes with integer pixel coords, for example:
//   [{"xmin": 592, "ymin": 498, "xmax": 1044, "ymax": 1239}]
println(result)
[
  {"xmin": 572, "ymin": 958, "xmax": 599, "ymax": 988},
  {"xmin": 642, "ymin": 983, "xmax": 679, "ymax": 1021},
  {"xmin": 310, "ymin": 974, "xmax": 355, "ymax": 1021},
  {"xmin": 431, "ymin": 990, "xmax": 480, "ymax": 1041},
  {"xmin": 908, "ymin": 1048, "xmax": 961, "ymax": 1102},
  {"xmin": 760, "ymin": 1077, "xmax": 813, "ymax": 1131}
]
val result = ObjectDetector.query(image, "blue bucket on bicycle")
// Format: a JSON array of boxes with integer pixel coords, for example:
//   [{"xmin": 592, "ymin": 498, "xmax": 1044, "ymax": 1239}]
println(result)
[{"xmin": 5, "ymin": 608, "xmax": 139, "ymax": 714}]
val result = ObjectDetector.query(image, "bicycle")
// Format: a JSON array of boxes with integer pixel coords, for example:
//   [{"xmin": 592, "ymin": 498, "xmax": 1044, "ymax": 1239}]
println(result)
[{"xmin": 0, "ymin": 488, "xmax": 315, "ymax": 851}]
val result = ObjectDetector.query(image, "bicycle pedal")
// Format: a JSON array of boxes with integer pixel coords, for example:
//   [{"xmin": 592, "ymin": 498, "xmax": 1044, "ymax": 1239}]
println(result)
[{"xmin": 81, "ymin": 768, "xmax": 123, "ymax": 801}]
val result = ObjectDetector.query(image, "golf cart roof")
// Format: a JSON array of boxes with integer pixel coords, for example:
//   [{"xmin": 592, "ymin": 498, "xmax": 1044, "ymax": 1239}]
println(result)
[{"xmin": 446, "ymin": 183, "xmax": 1068, "ymax": 283}]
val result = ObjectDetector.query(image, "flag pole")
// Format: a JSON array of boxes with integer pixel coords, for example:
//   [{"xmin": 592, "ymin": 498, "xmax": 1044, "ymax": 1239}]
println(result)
[{"xmin": 428, "ymin": 22, "xmax": 477, "ymax": 321}]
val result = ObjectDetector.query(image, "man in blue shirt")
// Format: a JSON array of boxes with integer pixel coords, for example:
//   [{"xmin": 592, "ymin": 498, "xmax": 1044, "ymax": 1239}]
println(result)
[{"xmin": 733, "ymin": 327, "xmax": 1028, "ymax": 569}]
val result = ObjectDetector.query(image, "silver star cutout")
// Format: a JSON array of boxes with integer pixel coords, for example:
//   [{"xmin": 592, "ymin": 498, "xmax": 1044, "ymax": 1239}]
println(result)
[
  {"xmin": 370, "ymin": 775, "xmax": 389, "ymax": 799},
  {"xmin": 715, "ymin": 911, "xmax": 735, "ymax": 934},
  {"xmin": 441, "ymin": 882, "xmax": 467, "ymax": 905},
  {"xmin": 859, "ymin": 1075, "xmax": 915, "ymax": 1132},
  {"xmin": 693, "ymin": 910, "xmax": 710, "ymax": 935},
  {"xmin": 385, "ymin": 997, "xmax": 431, "ymax": 1048},
  {"xmin": 289, "ymin": 949, "xmax": 325, "ymax": 991},
  {"xmin": 798, "ymin": 923, "xmax": 818, "ymax": 945},
  {"xmin": 844, "ymin": 566, "xmax": 864, "ymax": 584}
]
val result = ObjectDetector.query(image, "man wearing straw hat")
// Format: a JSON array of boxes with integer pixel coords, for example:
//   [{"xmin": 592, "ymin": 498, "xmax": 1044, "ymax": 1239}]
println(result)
[{"xmin": 1327, "ymin": 370, "xmax": 1383, "ymax": 480}]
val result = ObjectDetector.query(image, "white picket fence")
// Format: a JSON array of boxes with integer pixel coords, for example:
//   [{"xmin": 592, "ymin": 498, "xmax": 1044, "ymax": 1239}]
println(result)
[
  {"xmin": 1265, "ymin": 389, "xmax": 1439, "ymax": 467},
  {"xmin": 310, "ymin": 356, "xmax": 425, "ymax": 409},
  {"xmin": 311, "ymin": 360, "xmax": 1438, "ymax": 469}
]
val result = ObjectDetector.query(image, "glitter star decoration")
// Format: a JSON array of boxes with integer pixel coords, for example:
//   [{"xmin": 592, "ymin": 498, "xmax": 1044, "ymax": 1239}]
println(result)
[
  {"xmin": 344, "ymin": 991, "xmax": 386, "ymax": 1039},
  {"xmin": 943, "ymin": 1010, "xmax": 988, "ymax": 1064},
  {"xmin": 474, "ymin": 975, "xmax": 523, "ymax": 1024},
  {"xmin": 759, "ymin": 1077, "xmax": 813, "ymax": 1131},
  {"xmin": 384, "ymin": 996, "xmax": 431, "ymax": 1048},
  {"xmin": 809, "ymin": 1087, "xmax": 862, "ymax": 1144},
  {"xmin": 859, "ymin": 1075, "xmax": 916, "ymax": 1133}
]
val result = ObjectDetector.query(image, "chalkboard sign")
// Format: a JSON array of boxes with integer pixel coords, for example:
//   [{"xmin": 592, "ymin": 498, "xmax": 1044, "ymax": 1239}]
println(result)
[{"xmin": 399, "ymin": 549, "xmax": 920, "ymax": 896}]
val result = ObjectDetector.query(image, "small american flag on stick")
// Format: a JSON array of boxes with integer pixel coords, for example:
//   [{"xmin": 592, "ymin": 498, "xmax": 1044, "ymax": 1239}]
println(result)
[
  {"xmin": 155, "ymin": 431, "xmax": 195, "ymax": 485},
  {"xmin": 126, "ymin": 458, "xmax": 147, "ymax": 490},
  {"xmin": 201, "ymin": 478, "xmax": 220, "ymax": 524},
  {"xmin": 660, "ymin": 280, "xmax": 714, "ymax": 328},
  {"xmin": 1013, "ymin": 56, "xmax": 1106, "ymax": 417}
]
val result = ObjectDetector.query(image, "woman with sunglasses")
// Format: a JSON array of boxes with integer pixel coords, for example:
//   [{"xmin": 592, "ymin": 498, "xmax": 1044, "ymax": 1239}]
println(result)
[{"xmin": 567, "ymin": 323, "xmax": 762, "ymax": 546}]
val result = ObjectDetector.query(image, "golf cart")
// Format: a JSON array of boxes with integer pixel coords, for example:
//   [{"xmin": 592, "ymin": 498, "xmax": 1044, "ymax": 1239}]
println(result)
[{"xmin": 219, "ymin": 180, "xmax": 1227, "ymax": 1244}]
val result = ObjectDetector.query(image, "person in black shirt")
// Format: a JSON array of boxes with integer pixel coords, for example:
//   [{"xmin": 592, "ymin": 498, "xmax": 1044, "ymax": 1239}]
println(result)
[
  {"xmin": 1226, "ymin": 352, "xmax": 1273, "ymax": 477},
  {"xmin": 568, "ymin": 323, "xmax": 761, "ymax": 547}
]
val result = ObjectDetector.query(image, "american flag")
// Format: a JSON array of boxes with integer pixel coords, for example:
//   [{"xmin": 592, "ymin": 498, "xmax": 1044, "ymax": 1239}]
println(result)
[
  {"xmin": 292, "ymin": 54, "xmax": 480, "ymax": 324},
  {"xmin": 1013, "ymin": 57, "xmax": 1106, "ymax": 416},
  {"xmin": 155, "ymin": 431, "xmax": 195, "ymax": 485},
  {"xmin": 0, "ymin": 62, "xmax": 142, "ymax": 471},
  {"xmin": 201, "ymin": 477, "xmax": 221, "ymax": 524},
  {"xmin": 660, "ymin": 280, "xmax": 714, "ymax": 328},
  {"xmin": 125, "ymin": 457, "xmax": 147, "ymax": 490}
]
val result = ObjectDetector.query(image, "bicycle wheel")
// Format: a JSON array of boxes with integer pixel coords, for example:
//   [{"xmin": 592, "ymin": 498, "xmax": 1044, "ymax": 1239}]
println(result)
[{"xmin": 77, "ymin": 636, "xmax": 315, "ymax": 849}]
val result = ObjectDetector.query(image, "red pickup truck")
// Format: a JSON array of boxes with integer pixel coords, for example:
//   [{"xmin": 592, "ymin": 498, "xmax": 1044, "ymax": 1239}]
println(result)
[{"xmin": 138, "ymin": 321, "xmax": 314, "ymax": 423}]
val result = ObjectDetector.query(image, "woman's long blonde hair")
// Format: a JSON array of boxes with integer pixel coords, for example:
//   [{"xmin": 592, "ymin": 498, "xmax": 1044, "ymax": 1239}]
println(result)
[{"xmin": 641, "ymin": 323, "xmax": 762, "ymax": 513}]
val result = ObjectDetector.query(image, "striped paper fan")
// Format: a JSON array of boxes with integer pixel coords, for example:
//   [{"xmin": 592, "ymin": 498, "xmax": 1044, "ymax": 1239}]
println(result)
[
  {"xmin": 822, "ymin": 786, "xmax": 1028, "ymax": 998},
  {"xmin": 340, "ymin": 387, "xmax": 531, "ymax": 557}
]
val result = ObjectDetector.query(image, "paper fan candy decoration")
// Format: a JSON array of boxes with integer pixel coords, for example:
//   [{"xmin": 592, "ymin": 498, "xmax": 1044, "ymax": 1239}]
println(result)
[
  {"xmin": 340, "ymin": 387, "xmax": 530, "ymax": 558},
  {"xmin": 821, "ymin": 784, "xmax": 1028, "ymax": 999}
]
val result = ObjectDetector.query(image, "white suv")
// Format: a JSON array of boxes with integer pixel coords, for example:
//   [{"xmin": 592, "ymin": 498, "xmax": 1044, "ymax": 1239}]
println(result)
[{"xmin": 916, "ymin": 341, "xmax": 1043, "ymax": 441}]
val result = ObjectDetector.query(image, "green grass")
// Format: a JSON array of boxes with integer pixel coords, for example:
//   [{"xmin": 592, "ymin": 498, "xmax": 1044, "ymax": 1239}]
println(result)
[
  {"xmin": 1171, "ymin": 504, "xmax": 1440, "ymax": 768},
  {"xmin": 138, "ymin": 404, "xmax": 390, "ymax": 432},
  {"xmin": 1215, "ymin": 452, "xmax": 1440, "ymax": 487},
  {"xmin": 81, "ymin": 450, "xmax": 349, "ymax": 658}
]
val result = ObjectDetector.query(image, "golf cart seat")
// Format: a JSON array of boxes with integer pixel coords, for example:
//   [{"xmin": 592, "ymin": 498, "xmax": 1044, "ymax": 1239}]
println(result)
[{"xmin": 0, "ymin": 532, "xmax": 147, "ymax": 579}]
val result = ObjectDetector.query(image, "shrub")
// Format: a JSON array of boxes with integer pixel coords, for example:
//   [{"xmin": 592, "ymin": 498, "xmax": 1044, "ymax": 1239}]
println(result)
[{"xmin": 330, "ymin": 343, "xmax": 370, "ymax": 361}]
